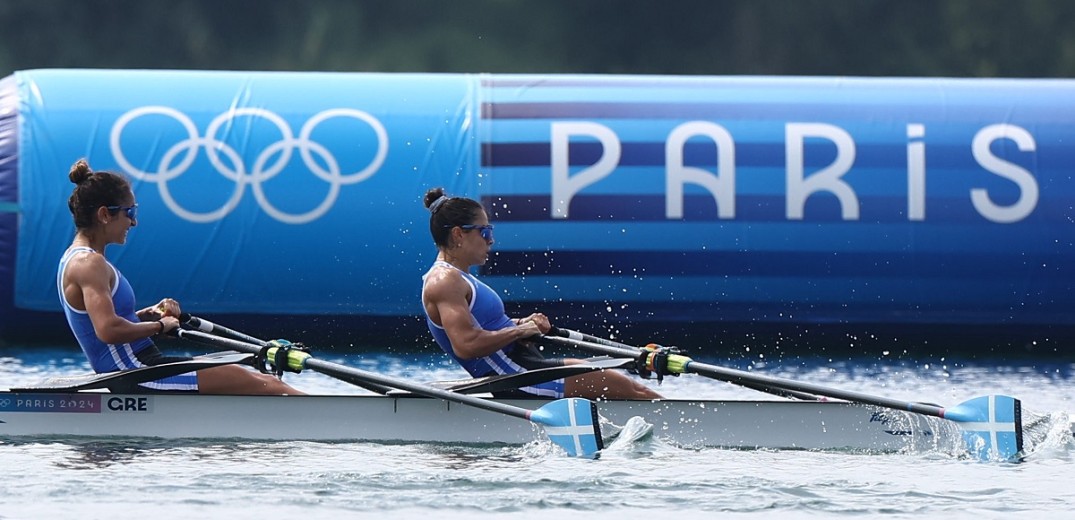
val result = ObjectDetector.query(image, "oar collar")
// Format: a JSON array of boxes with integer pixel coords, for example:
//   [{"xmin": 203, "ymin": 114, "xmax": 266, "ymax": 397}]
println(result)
[
  {"xmin": 633, "ymin": 344, "xmax": 687, "ymax": 383},
  {"xmin": 256, "ymin": 339, "xmax": 311, "ymax": 377}
]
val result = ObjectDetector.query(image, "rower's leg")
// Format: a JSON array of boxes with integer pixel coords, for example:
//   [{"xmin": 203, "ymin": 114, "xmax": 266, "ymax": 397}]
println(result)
[
  {"xmin": 563, "ymin": 359, "xmax": 662, "ymax": 400},
  {"xmin": 195, "ymin": 365, "xmax": 306, "ymax": 396}
]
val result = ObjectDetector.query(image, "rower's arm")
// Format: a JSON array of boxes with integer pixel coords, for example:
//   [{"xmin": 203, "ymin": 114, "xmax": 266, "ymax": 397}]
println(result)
[
  {"xmin": 424, "ymin": 270, "xmax": 539, "ymax": 359},
  {"xmin": 67, "ymin": 253, "xmax": 162, "ymax": 344}
]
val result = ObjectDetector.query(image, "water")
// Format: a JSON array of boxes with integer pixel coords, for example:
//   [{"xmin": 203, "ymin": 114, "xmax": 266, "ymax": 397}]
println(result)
[{"xmin": 1, "ymin": 345, "xmax": 1073, "ymax": 519}]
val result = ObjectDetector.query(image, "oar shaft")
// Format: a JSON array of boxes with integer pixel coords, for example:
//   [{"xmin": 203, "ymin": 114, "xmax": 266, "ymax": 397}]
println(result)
[
  {"xmin": 174, "ymin": 328, "xmax": 531, "ymax": 421},
  {"xmin": 304, "ymin": 357, "xmax": 533, "ymax": 420},
  {"xmin": 548, "ymin": 330, "xmax": 825, "ymax": 402},
  {"xmin": 541, "ymin": 333, "xmax": 948, "ymax": 420},
  {"xmin": 681, "ymin": 358, "xmax": 947, "ymax": 418},
  {"xmin": 177, "ymin": 315, "xmax": 604, "ymax": 457},
  {"xmin": 182, "ymin": 314, "xmax": 395, "ymax": 395}
]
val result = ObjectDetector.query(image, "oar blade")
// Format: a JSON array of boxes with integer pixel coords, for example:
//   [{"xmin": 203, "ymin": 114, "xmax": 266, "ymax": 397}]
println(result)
[
  {"xmin": 944, "ymin": 395, "xmax": 1023, "ymax": 461},
  {"xmin": 529, "ymin": 398, "xmax": 604, "ymax": 457}
]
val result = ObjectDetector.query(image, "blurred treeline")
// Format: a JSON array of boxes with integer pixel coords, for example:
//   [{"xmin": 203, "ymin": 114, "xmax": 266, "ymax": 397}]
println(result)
[{"xmin": 1, "ymin": 0, "xmax": 1073, "ymax": 79}]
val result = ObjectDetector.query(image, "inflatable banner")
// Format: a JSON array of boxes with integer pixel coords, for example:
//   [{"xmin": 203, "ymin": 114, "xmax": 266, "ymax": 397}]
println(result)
[{"xmin": 2, "ymin": 69, "xmax": 1073, "ymax": 339}]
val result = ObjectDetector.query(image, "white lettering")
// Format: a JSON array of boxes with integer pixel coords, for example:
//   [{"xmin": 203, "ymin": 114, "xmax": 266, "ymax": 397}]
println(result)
[
  {"xmin": 544, "ymin": 120, "xmax": 1039, "ymax": 224},
  {"xmin": 786, "ymin": 123, "xmax": 859, "ymax": 220},
  {"xmin": 666, "ymin": 122, "xmax": 736, "ymax": 219},
  {"xmin": 551, "ymin": 122, "xmax": 621, "ymax": 219},
  {"xmin": 970, "ymin": 124, "xmax": 1039, "ymax": 223},
  {"xmin": 907, "ymin": 124, "xmax": 926, "ymax": 221}
]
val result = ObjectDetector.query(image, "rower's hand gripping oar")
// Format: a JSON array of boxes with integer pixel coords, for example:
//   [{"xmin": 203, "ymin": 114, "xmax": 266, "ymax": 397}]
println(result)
[
  {"xmin": 545, "ymin": 328, "xmax": 1023, "ymax": 461},
  {"xmin": 177, "ymin": 314, "xmax": 604, "ymax": 458}
]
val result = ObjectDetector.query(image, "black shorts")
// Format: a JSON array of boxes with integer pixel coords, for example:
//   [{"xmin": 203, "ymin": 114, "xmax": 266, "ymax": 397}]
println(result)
[
  {"xmin": 134, "ymin": 345, "xmax": 193, "ymax": 366},
  {"xmin": 489, "ymin": 343, "xmax": 566, "ymax": 399},
  {"xmin": 506, "ymin": 342, "xmax": 564, "ymax": 370},
  {"xmin": 107, "ymin": 345, "xmax": 198, "ymax": 394}
]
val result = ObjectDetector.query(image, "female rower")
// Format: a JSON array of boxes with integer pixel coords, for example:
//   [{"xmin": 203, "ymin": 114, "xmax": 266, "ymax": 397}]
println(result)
[
  {"xmin": 58, "ymin": 158, "xmax": 302, "ymax": 395},
  {"xmin": 420, "ymin": 187, "xmax": 661, "ymax": 400}
]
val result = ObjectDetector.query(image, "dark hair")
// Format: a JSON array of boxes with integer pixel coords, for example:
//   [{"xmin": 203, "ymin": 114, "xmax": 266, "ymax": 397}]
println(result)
[
  {"xmin": 423, "ymin": 187, "xmax": 484, "ymax": 248},
  {"xmin": 67, "ymin": 158, "xmax": 133, "ymax": 230}
]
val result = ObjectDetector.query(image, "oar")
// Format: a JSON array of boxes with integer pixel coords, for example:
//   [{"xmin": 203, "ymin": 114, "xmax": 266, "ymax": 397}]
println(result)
[
  {"xmin": 179, "ymin": 313, "xmax": 397, "ymax": 394},
  {"xmin": 175, "ymin": 315, "xmax": 604, "ymax": 457},
  {"xmin": 431, "ymin": 357, "xmax": 637, "ymax": 395},
  {"xmin": 541, "ymin": 329, "xmax": 825, "ymax": 402},
  {"xmin": 543, "ymin": 328, "xmax": 1023, "ymax": 461},
  {"xmin": 9, "ymin": 352, "xmax": 254, "ymax": 393}
]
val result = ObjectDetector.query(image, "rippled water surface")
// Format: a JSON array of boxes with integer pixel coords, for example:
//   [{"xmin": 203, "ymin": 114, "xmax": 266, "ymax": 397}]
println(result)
[{"xmin": 1, "ymin": 345, "xmax": 1073, "ymax": 519}]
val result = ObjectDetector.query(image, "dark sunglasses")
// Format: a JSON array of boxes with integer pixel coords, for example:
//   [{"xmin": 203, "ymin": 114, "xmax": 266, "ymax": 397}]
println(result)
[
  {"xmin": 106, "ymin": 204, "xmax": 138, "ymax": 221},
  {"xmin": 447, "ymin": 224, "xmax": 494, "ymax": 242}
]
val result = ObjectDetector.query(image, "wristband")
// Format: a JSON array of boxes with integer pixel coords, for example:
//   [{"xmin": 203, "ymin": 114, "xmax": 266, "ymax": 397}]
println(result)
[{"xmin": 157, "ymin": 321, "xmax": 165, "ymax": 335}]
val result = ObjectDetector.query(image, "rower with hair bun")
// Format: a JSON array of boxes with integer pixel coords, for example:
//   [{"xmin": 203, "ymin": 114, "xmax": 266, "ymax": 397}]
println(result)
[
  {"xmin": 58, "ymin": 158, "xmax": 303, "ymax": 395},
  {"xmin": 420, "ymin": 187, "xmax": 662, "ymax": 400}
]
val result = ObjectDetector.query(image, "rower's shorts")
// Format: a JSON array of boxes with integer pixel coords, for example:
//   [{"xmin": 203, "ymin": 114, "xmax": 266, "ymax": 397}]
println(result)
[
  {"xmin": 108, "ymin": 345, "xmax": 200, "ymax": 394},
  {"xmin": 491, "ymin": 343, "xmax": 566, "ymax": 399}
]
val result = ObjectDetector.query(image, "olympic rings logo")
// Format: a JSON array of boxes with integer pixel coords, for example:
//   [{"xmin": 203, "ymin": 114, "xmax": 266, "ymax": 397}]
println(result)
[{"xmin": 109, "ymin": 106, "xmax": 388, "ymax": 224}]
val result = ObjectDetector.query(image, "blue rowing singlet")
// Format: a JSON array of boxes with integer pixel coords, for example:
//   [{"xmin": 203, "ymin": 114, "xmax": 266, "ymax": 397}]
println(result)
[
  {"xmin": 57, "ymin": 247, "xmax": 198, "ymax": 391},
  {"xmin": 422, "ymin": 261, "xmax": 564, "ymax": 398}
]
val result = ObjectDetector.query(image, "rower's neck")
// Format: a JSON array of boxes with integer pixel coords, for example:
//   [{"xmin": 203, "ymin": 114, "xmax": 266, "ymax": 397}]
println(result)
[
  {"xmin": 71, "ymin": 231, "xmax": 104, "ymax": 254},
  {"xmin": 436, "ymin": 251, "xmax": 470, "ymax": 273}
]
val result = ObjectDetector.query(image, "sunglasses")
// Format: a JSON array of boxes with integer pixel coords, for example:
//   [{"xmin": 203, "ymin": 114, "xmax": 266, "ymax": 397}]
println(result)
[
  {"xmin": 106, "ymin": 204, "xmax": 138, "ymax": 221},
  {"xmin": 450, "ymin": 224, "xmax": 494, "ymax": 242}
]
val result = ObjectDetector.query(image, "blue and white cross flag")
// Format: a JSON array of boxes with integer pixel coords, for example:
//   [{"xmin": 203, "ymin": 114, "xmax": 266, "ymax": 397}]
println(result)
[
  {"xmin": 530, "ymin": 397, "xmax": 604, "ymax": 457},
  {"xmin": 945, "ymin": 395, "xmax": 1023, "ymax": 461}
]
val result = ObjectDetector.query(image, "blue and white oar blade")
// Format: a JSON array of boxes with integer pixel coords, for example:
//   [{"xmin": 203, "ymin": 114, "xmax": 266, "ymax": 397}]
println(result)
[
  {"xmin": 529, "ymin": 398, "xmax": 604, "ymax": 457},
  {"xmin": 944, "ymin": 395, "xmax": 1023, "ymax": 461}
]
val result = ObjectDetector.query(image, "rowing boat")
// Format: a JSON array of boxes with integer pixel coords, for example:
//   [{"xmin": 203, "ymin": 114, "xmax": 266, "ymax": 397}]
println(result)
[
  {"xmin": 3, "ymin": 315, "xmax": 1064, "ymax": 459},
  {"xmin": 0, "ymin": 390, "xmax": 967, "ymax": 453}
]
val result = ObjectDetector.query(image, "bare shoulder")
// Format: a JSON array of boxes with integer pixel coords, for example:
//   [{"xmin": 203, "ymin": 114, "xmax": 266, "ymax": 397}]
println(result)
[
  {"xmin": 64, "ymin": 249, "xmax": 110, "ymax": 284},
  {"xmin": 423, "ymin": 265, "xmax": 468, "ymax": 300}
]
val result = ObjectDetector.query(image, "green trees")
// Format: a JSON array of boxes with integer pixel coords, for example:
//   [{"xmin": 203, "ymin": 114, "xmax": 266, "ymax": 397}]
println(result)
[{"xmin": 1, "ymin": 0, "xmax": 1073, "ymax": 78}]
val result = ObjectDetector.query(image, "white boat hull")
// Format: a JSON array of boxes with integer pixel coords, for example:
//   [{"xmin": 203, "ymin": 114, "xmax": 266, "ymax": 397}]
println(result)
[{"xmin": 0, "ymin": 391, "xmax": 966, "ymax": 453}]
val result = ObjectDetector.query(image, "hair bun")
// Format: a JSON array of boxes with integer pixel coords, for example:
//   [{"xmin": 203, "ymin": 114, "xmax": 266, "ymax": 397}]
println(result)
[
  {"xmin": 423, "ymin": 187, "xmax": 447, "ymax": 210},
  {"xmin": 68, "ymin": 158, "xmax": 93, "ymax": 185},
  {"xmin": 428, "ymin": 195, "xmax": 450, "ymax": 214}
]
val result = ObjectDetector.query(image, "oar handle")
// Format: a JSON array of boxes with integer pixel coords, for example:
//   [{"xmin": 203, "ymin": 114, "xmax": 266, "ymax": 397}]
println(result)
[
  {"xmin": 180, "ymin": 313, "xmax": 267, "ymax": 346},
  {"xmin": 551, "ymin": 327, "xmax": 621, "ymax": 348}
]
